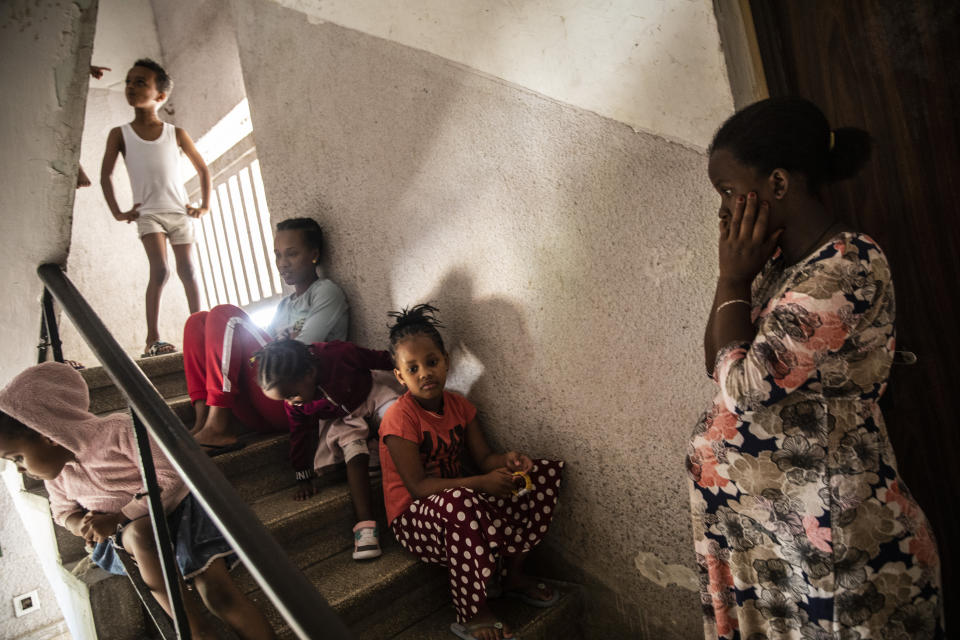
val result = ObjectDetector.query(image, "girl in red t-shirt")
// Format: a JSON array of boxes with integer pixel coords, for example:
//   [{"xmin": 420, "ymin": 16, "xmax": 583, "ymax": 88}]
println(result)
[{"xmin": 379, "ymin": 304, "xmax": 564, "ymax": 640}]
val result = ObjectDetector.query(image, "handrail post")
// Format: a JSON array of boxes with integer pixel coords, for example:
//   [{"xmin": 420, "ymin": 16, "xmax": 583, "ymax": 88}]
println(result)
[
  {"xmin": 130, "ymin": 411, "xmax": 192, "ymax": 639},
  {"xmin": 38, "ymin": 288, "xmax": 64, "ymax": 363},
  {"xmin": 115, "ymin": 548, "xmax": 178, "ymax": 639}
]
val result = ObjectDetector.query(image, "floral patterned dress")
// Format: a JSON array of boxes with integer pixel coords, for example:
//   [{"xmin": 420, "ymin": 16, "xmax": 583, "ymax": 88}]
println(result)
[{"xmin": 687, "ymin": 232, "xmax": 943, "ymax": 639}]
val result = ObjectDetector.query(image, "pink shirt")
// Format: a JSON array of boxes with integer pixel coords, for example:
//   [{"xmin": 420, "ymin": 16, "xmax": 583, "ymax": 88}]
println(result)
[{"xmin": 0, "ymin": 362, "xmax": 188, "ymax": 526}]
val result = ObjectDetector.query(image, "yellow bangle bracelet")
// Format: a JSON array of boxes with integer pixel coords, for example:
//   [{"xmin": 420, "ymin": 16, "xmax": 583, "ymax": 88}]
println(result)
[{"xmin": 511, "ymin": 471, "xmax": 533, "ymax": 497}]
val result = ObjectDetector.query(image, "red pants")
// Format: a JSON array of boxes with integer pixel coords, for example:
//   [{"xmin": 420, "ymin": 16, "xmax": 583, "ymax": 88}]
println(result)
[
  {"xmin": 390, "ymin": 459, "xmax": 563, "ymax": 623},
  {"xmin": 182, "ymin": 305, "xmax": 286, "ymax": 433}
]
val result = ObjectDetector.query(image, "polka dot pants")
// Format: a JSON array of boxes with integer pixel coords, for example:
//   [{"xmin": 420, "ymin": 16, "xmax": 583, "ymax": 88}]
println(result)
[{"xmin": 390, "ymin": 459, "xmax": 563, "ymax": 623}]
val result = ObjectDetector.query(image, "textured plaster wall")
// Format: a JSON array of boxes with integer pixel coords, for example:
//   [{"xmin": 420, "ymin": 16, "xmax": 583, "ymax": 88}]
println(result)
[
  {"xmin": 61, "ymin": 0, "xmax": 195, "ymax": 363},
  {"xmin": 233, "ymin": 1, "xmax": 723, "ymax": 635},
  {"xmin": 264, "ymin": 0, "xmax": 734, "ymax": 149},
  {"xmin": 80, "ymin": 0, "xmax": 162, "ymax": 78},
  {"xmin": 149, "ymin": 0, "xmax": 246, "ymax": 140},
  {"xmin": 0, "ymin": 0, "xmax": 96, "ymax": 386},
  {"xmin": 0, "ymin": 471, "xmax": 69, "ymax": 640},
  {"xmin": 0, "ymin": 3, "xmax": 99, "ymax": 637}
]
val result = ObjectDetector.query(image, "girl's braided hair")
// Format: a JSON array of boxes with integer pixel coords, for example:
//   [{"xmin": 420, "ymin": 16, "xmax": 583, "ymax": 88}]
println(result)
[
  {"xmin": 251, "ymin": 338, "xmax": 315, "ymax": 391},
  {"xmin": 387, "ymin": 303, "xmax": 446, "ymax": 357}
]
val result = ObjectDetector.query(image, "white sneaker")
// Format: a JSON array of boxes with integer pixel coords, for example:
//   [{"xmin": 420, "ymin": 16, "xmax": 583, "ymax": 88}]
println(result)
[{"xmin": 352, "ymin": 520, "xmax": 382, "ymax": 560}]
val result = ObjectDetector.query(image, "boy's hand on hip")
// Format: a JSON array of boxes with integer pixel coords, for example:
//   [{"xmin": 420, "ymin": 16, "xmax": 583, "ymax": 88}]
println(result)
[
  {"xmin": 81, "ymin": 511, "xmax": 123, "ymax": 544},
  {"xmin": 115, "ymin": 203, "xmax": 140, "ymax": 223},
  {"xmin": 185, "ymin": 205, "xmax": 208, "ymax": 218}
]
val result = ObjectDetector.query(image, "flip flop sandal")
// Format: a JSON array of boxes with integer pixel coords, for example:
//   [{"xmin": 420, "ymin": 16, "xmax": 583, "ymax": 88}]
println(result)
[
  {"xmin": 503, "ymin": 582, "xmax": 560, "ymax": 608},
  {"xmin": 142, "ymin": 341, "xmax": 177, "ymax": 358},
  {"xmin": 450, "ymin": 621, "xmax": 518, "ymax": 640},
  {"xmin": 63, "ymin": 359, "xmax": 86, "ymax": 370},
  {"xmin": 200, "ymin": 442, "xmax": 246, "ymax": 457}
]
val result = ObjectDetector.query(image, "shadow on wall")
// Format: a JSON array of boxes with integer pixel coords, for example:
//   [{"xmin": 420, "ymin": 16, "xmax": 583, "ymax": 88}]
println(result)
[
  {"xmin": 419, "ymin": 268, "xmax": 544, "ymax": 449},
  {"xmin": 233, "ymin": 0, "xmax": 569, "ymax": 336},
  {"xmin": 232, "ymin": 2, "xmax": 717, "ymax": 635}
]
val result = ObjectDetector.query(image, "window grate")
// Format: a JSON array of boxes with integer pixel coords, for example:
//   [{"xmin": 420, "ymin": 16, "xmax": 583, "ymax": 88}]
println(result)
[{"xmin": 189, "ymin": 136, "xmax": 281, "ymax": 310}]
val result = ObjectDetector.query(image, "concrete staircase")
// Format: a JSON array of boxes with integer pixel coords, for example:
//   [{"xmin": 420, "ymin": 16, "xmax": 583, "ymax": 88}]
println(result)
[{"xmin": 36, "ymin": 352, "xmax": 583, "ymax": 639}]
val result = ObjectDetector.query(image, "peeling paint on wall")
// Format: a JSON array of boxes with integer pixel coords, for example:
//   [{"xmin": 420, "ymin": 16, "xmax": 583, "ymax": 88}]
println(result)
[
  {"xmin": 50, "ymin": 160, "xmax": 70, "ymax": 177},
  {"xmin": 54, "ymin": 58, "xmax": 75, "ymax": 107},
  {"xmin": 635, "ymin": 551, "xmax": 699, "ymax": 591}
]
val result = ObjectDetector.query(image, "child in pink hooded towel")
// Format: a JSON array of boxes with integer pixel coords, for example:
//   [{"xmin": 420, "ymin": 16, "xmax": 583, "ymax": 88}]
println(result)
[{"xmin": 0, "ymin": 362, "xmax": 275, "ymax": 639}]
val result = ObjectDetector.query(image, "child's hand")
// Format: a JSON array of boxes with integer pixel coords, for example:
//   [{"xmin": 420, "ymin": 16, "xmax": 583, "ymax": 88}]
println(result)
[
  {"xmin": 80, "ymin": 512, "xmax": 122, "ymax": 544},
  {"xmin": 89, "ymin": 65, "xmax": 111, "ymax": 79},
  {"xmin": 185, "ymin": 205, "xmax": 208, "ymax": 218},
  {"xmin": 115, "ymin": 204, "xmax": 141, "ymax": 223},
  {"xmin": 293, "ymin": 478, "xmax": 320, "ymax": 501},
  {"xmin": 504, "ymin": 451, "xmax": 533, "ymax": 473},
  {"xmin": 481, "ymin": 468, "xmax": 515, "ymax": 498}
]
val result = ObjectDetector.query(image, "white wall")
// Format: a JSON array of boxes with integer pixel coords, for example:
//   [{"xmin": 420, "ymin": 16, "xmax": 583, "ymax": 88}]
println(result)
[
  {"xmin": 0, "ymin": 470, "xmax": 70, "ymax": 640},
  {"xmin": 265, "ymin": 0, "xmax": 733, "ymax": 149},
  {"xmin": 0, "ymin": 3, "xmax": 99, "ymax": 636},
  {"xmin": 231, "ymin": 1, "xmax": 730, "ymax": 634},
  {"xmin": 0, "ymin": 0, "xmax": 97, "ymax": 386},
  {"xmin": 150, "ymin": 0, "xmax": 247, "ymax": 141}
]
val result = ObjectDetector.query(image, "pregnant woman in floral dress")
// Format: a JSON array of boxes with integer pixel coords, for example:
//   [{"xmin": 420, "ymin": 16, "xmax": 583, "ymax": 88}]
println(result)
[{"xmin": 688, "ymin": 97, "xmax": 943, "ymax": 639}]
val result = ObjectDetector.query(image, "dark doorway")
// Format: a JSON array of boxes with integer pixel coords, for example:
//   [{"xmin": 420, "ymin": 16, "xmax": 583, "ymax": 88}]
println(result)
[{"xmin": 750, "ymin": 0, "xmax": 959, "ymax": 629}]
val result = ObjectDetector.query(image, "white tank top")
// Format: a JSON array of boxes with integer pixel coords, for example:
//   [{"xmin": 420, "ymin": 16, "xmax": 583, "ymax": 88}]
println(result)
[{"xmin": 120, "ymin": 122, "xmax": 188, "ymax": 215}]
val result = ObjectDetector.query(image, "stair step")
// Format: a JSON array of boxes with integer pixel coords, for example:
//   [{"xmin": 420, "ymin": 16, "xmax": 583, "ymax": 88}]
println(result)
[
  {"xmin": 82, "ymin": 352, "xmax": 188, "ymax": 415},
  {"xmin": 64, "ymin": 559, "xmax": 148, "ymax": 640},
  {"xmin": 63, "ymin": 354, "xmax": 584, "ymax": 639},
  {"xmin": 351, "ymin": 570, "xmax": 449, "ymax": 640},
  {"xmin": 251, "ymin": 541, "xmax": 439, "ymax": 638},
  {"xmin": 212, "ymin": 433, "xmax": 294, "ymax": 501},
  {"xmin": 391, "ymin": 580, "xmax": 584, "ymax": 640},
  {"xmin": 166, "ymin": 394, "xmax": 195, "ymax": 424}
]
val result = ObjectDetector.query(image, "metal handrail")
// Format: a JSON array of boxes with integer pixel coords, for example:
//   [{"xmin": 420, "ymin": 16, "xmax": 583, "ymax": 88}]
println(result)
[
  {"xmin": 38, "ymin": 288, "xmax": 63, "ymax": 364},
  {"xmin": 38, "ymin": 263, "xmax": 350, "ymax": 639}
]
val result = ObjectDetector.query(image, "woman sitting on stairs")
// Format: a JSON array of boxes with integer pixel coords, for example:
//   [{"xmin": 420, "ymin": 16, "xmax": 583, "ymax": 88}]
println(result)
[{"xmin": 185, "ymin": 217, "xmax": 349, "ymax": 455}]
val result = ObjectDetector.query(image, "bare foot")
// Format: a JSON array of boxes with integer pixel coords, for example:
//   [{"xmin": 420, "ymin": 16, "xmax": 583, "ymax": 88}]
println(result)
[
  {"xmin": 190, "ymin": 400, "xmax": 209, "ymax": 435},
  {"xmin": 192, "ymin": 405, "xmax": 244, "ymax": 447}
]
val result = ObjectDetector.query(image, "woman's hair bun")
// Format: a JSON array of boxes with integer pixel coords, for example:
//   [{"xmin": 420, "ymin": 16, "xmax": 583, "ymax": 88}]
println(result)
[{"xmin": 826, "ymin": 127, "xmax": 873, "ymax": 183}]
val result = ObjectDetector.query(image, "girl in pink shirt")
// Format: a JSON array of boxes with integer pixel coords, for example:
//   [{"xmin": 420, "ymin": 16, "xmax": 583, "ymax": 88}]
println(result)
[{"xmin": 0, "ymin": 362, "xmax": 275, "ymax": 640}]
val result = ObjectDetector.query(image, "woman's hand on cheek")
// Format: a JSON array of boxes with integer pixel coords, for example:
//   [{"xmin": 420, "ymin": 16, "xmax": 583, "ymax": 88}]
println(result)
[{"xmin": 719, "ymin": 192, "xmax": 783, "ymax": 283}]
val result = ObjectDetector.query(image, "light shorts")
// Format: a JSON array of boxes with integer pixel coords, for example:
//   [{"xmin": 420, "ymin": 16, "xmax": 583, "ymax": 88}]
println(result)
[
  {"xmin": 313, "ymin": 375, "xmax": 400, "ymax": 470},
  {"xmin": 137, "ymin": 211, "xmax": 196, "ymax": 245}
]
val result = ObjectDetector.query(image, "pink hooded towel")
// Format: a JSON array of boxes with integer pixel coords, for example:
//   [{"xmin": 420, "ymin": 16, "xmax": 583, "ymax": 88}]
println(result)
[{"xmin": 0, "ymin": 362, "xmax": 189, "ymax": 526}]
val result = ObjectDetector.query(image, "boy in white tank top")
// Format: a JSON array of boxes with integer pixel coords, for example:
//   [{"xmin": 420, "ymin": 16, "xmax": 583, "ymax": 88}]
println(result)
[{"xmin": 101, "ymin": 59, "xmax": 212, "ymax": 358}]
